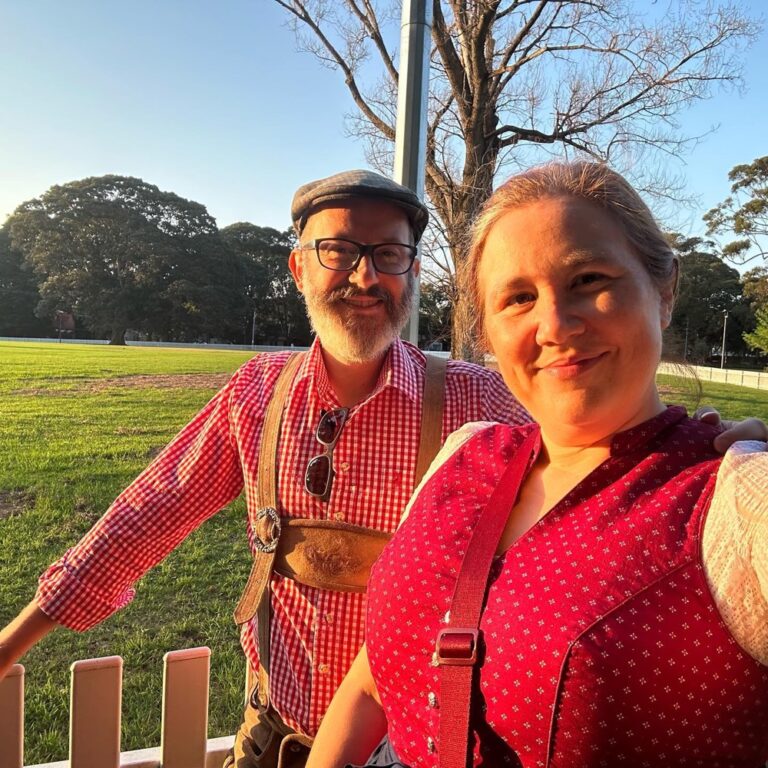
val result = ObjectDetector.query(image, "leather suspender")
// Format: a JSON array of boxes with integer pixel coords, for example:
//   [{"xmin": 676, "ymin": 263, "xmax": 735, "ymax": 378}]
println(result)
[
  {"xmin": 435, "ymin": 429, "xmax": 538, "ymax": 768},
  {"xmin": 415, "ymin": 353, "xmax": 447, "ymax": 487},
  {"xmin": 233, "ymin": 352, "xmax": 304, "ymax": 627},
  {"xmin": 234, "ymin": 351, "xmax": 448, "ymax": 708}
]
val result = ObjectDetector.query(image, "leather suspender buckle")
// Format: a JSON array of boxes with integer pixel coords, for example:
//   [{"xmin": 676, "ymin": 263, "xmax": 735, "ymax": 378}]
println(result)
[
  {"xmin": 253, "ymin": 507, "xmax": 281, "ymax": 553},
  {"xmin": 435, "ymin": 628, "xmax": 479, "ymax": 666}
]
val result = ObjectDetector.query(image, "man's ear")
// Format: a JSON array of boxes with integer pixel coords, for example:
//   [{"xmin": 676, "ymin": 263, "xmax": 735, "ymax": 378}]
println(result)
[
  {"xmin": 288, "ymin": 249, "xmax": 304, "ymax": 293},
  {"xmin": 412, "ymin": 258, "xmax": 421, "ymax": 279}
]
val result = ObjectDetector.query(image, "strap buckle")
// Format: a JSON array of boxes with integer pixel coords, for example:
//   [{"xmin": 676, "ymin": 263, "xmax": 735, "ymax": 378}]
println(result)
[
  {"xmin": 435, "ymin": 627, "xmax": 479, "ymax": 666},
  {"xmin": 253, "ymin": 507, "xmax": 281, "ymax": 553}
]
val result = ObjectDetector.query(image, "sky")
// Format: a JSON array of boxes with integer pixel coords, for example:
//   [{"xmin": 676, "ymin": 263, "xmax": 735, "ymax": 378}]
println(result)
[{"xmin": 1, "ymin": 0, "xmax": 767, "ymax": 255}]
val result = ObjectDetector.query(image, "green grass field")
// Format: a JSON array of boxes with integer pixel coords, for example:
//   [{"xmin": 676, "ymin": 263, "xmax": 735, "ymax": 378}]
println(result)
[
  {"xmin": 0, "ymin": 342, "xmax": 255, "ymax": 761},
  {"xmin": 1, "ymin": 341, "xmax": 767, "ymax": 761}
]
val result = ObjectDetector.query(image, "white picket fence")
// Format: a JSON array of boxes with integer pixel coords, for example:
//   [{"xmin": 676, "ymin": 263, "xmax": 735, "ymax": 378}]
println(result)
[
  {"xmin": 0, "ymin": 648, "xmax": 234, "ymax": 768},
  {"xmin": 657, "ymin": 361, "xmax": 768, "ymax": 392}
]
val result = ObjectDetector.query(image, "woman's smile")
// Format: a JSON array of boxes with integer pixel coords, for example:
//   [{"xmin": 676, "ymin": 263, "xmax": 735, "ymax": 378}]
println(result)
[{"xmin": 536, "ymin": 350, "xmax": 609, "ymax": 380}]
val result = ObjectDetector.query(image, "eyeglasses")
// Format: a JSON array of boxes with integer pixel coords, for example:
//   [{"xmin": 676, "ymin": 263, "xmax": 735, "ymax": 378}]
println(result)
[
  {"xmin": 301, "ymin": 238, "xmax": 417, "ymax": 275},
  {"xmin": 305, "ymin": 407, "xmax": 350, "ymax": 501}
]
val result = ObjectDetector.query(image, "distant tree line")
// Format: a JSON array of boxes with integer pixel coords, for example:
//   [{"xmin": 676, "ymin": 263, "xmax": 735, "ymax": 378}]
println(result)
[
  {"xmin": 664, "ymin": 234, "xmax": 767, "ymax": 366},
  {"xmin": 0, "ymin": 174, "xmax": 449, "ymax": 348},
  {"xmin": 4, "ymin": 161, "xmax": 768, "ymax": 362},
  {"xmin": 0, "ymin": 176, "xmax": 308, "ymax": 345}
]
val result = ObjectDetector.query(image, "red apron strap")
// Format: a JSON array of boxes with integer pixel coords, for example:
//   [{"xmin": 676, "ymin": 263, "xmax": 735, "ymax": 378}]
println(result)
[{"xmin": 437, "ymin": 429, "xmax": 539, "ymax": 768}]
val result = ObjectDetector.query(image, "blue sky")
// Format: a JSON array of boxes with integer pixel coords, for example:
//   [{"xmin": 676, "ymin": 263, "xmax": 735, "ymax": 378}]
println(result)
[{"xmin": 1, "ymin": 0, "xmax": 766, "ymax": 250}]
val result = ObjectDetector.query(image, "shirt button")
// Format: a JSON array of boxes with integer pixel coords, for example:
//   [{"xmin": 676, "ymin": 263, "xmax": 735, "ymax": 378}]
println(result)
[
  {"xmin": 324, "ymin": 612, "xmax": 334, "ymax": 624},
  {"xmin": 427, "ymin": 691, "xmax": 438, "ymax": 708},
  {"xmin": 317, "ymin": 663, "xmax": 330, "ymax": 674},
  {"xmin": 333, "ymin": 511, "xmax": 345, "ymax": 521},
  {"xmin": 340, "ymin": 461, "xmax": 350, "ymax": 472},
  {"xmin": 427, "ymin": 737, "xmax": 436, "ymax": 753}
]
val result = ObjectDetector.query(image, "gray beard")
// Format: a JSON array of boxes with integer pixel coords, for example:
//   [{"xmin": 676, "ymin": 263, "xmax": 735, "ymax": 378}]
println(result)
[{"xmin": 303, "ymin": 278, "xmax": 415, "ymax": 364}]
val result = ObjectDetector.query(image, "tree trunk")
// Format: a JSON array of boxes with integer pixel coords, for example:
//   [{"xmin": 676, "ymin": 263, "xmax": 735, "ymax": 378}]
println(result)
[{"xmin": 109, "ymin": 325, "xmax": 127, "ymax": 345}]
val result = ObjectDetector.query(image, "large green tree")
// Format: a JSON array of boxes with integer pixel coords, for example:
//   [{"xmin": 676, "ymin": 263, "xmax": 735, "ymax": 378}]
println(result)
[
  {"xmin": 417, "ymin": 279, "xmax": 453, "ymax": 350},
  {"xmin": 705, "ymin": 156, "xmax": 768, "ymax": 264},
  {"xmin": 667, "ymin": 235, "xmax": 752, "ymax": 362},
  {"xmin": 741, "ymin": 266, "xmax": 768, "ymax": 309},
  {"xmin": 275, "ymin": 0, "xmax": 758, "ymax": 357},
  {"xmin": 0, "ymin": 224, "xmax": 49, "ymax": 337},
  {"xmin": 220, "ymin": 223, "xmax": 311, "ymax": 346},
  {"xmin": 7, "ymin": 176, "xmax": 243, "ymax": 344},
  {"xmin": 744, "ymin": 305, "xmax": 768, "ymax": 356}
]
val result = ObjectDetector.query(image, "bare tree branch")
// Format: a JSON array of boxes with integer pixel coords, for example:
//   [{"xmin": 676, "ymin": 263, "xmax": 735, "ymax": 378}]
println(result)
[
  {"xmin": 274, "ymin": 0, "xmax": 396, "ymax": 139},
  {"xmin": 272, "ymin": 0, "xmax": 760, "ymax": 358}
]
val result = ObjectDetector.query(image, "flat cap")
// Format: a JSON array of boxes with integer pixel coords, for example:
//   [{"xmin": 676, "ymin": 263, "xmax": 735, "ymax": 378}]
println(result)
[{"xmin": 291, "ymin": 169, "xmax": 429, "ymax": 243}]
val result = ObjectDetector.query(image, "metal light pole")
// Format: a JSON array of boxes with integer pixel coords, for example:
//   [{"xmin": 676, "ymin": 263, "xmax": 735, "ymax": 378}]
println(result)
[
  {"xmin": 720, "ymin": 309, "xmax": 728, "ymax": 369},
  {"xmin": 394, "ymin": 0, "xmax": 432, "ymax": 346}
]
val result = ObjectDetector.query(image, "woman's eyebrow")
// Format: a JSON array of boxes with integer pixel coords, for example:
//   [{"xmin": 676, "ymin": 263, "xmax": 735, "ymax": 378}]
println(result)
[{"xmin": 561, "ymin": 249, "xmax": 614, "ymax": 267}]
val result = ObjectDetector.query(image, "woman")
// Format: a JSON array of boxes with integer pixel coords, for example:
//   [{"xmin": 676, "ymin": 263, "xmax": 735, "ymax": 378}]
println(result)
[{"xmin": 306, "ymin": 162, "xmax": 768, "ymax": 768}]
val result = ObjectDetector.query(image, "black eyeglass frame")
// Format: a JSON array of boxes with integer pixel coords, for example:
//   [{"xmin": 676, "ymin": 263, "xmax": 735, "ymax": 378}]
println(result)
[
  {"xmin": 304, "ymin": 407, "xmax": 350, "ymax": 502},
  {"xmin": 301, "ymin": 238, "xmax": 418, "ymax": 275}
]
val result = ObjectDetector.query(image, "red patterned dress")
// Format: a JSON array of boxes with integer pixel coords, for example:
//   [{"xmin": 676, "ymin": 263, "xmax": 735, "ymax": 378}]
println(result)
[{"xmin": 365, "ymin": 407, "xmax": 768, "ymax": 767}]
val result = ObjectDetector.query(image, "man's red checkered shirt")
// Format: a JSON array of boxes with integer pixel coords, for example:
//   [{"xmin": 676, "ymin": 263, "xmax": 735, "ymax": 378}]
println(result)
[{"xmin": 36, "ymin": 338, "xmax": 529, "ymax": 735}]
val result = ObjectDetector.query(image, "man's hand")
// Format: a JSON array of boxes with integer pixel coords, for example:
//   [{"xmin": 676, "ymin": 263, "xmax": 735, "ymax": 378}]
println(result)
[
  {"xmin": 0, "ymin": 601, "xmax": 58, "ymax": 682},
  {"xmin": 694, "ymin": 408, "xmax": 768, "ymax": 453}
]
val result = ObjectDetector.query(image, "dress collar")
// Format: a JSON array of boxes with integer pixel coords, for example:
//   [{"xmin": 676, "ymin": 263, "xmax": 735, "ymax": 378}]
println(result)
[{"xmin": 609, "ymin": 405, "xmax": 688, "ymax": 456}]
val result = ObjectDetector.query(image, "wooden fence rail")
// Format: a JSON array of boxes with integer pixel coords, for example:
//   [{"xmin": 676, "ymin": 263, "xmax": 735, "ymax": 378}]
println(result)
[{"xmin": 0, "ymin": 648, "xmax": 233, "ymax": 768}]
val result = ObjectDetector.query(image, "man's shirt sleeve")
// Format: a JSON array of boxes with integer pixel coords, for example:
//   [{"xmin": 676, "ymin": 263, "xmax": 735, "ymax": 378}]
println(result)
[
  {"xmin": 481, "ymin": 366, "xmax": 531, "ymax": 427},
  {"xmin": 36, "ymin": 366, "xmax": 248, "ymax": 631}
]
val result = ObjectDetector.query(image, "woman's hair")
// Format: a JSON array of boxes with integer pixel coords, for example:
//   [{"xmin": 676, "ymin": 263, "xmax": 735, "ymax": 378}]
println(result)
[{"xmin": 461, "ymin": 161, "xmax": 678, "ymax": 350}]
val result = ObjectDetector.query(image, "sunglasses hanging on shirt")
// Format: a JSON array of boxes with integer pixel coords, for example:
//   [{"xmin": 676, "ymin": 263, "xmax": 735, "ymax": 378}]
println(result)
[{"xmin": 304, "ymin": 407, "xmax": 350, "ymax": 502}]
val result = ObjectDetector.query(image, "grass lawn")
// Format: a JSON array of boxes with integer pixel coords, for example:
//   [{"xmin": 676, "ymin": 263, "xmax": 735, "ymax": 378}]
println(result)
[
  {"xmin": 0, "ymin": 342, "xmax": 254, "ymax": 762},
  {"xmin": 1, "ymin": 341, "xmax": 767, "ymax": 761},
  {"xmin": 657, "ymin": 371, "xmax": 768, "ymax": 421}
]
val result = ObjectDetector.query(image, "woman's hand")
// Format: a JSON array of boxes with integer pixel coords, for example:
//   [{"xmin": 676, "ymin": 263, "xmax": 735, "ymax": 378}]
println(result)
[{"xmin": 694, "ymin": 409, "xmax": 768, "ymax": 453}]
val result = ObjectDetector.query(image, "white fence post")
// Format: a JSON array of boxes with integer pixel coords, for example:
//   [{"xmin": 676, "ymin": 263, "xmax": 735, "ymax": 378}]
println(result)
[
  {"xmin": 161, "ymin": 647, "xmax": 211, "ymax": 768},
  {"xmin": 69, "ymin": 656, "xmax": 123, "ymax": 768},
  {"xmin": 0, "ymin": 664, "xmax": 24, "ymax": 768}
]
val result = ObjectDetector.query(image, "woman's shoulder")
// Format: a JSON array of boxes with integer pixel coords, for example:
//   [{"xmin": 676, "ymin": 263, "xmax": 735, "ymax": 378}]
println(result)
[
  {"xmin": 708, "ymin": 440, "xmax": 768, "ymax": 530},
  {"xmin": 703, "ymin": 440, "xmax": 768, "ymax": 665},
  {"xmin": 670, "ymin": 409, "xmax": 723, "ymax": 451},
  {"xmin": 441, "ymin": 420, "xmax": 536, "ymax": 459},
  {"xmin": 399, "ymin": 421, "xmax": 534, "ymax": 526}
]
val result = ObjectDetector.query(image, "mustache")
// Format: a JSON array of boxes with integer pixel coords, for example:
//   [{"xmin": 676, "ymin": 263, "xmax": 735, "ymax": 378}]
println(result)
[{"xmin": 326, "ymin": 285, "xmax": 394, "ymax": 309}]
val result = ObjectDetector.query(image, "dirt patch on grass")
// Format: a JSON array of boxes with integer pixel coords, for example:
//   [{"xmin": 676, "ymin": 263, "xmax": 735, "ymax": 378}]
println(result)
[
  {"xmin": 0, "ymin": 489, "xmax": 35, "ymax": 519},
  {"xmin": 88, "ymin": 373, "xmax": 231, "ymax": 391},
  {"xmin": 13, "ymin": 373, "xmax": 231, "ymax": 396},
  {"xmin": 657, "ymin": 385, "xmax": 680, "ymax": 398},
  {"xmin": 144, "ymin": 445, "xmax": 165, "ymax": 460}
]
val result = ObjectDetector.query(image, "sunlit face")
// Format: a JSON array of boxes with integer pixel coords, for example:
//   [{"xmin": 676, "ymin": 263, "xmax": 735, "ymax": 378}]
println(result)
[
  {"xmin": 289, "ymin": 199, "xmax": 419, "ymax": 364},
  {"xmin": 478, "ymin": 195, "xmax": 674, "ymax": 447}
]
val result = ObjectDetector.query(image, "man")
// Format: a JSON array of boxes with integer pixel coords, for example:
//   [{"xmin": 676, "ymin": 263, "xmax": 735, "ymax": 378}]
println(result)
[{"xmin": 0, "ymin": 170, "xmax": 764, "ymax": 768}]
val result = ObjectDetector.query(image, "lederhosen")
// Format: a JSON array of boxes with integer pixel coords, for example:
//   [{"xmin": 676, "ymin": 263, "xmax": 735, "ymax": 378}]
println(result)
[{"xmin": 224, "ymin": 352, "xmax": 447, "ymax": 768}]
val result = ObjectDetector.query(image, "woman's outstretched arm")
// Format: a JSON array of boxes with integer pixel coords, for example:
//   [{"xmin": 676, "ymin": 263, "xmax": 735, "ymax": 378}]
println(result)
[{"xmin": 307, "ymin": 644, "xmax": 387, "ymax": 768}]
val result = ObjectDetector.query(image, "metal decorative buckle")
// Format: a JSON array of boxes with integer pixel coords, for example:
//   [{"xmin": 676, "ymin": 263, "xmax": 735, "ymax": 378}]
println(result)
[
  {"xmin": 253, "ymin": 507, "xmax": 281, "ymax": 553},
  {"xmin": 435, "ymin": 627, "xmax": 479, "ymax": 667}
]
